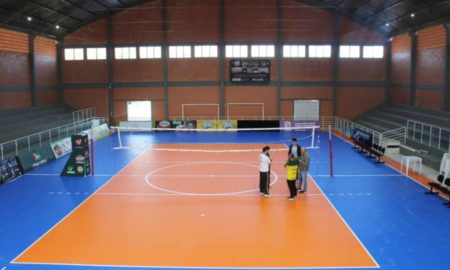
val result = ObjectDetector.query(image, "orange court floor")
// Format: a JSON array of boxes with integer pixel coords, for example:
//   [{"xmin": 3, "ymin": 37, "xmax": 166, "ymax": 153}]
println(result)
[{"xmin": 14, "ymin": 144, "xmax": 378, "ymax": 269}]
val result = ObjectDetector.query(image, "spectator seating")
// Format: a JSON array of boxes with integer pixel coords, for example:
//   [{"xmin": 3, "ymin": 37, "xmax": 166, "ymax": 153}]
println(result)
[{"xmin": 426, "ymin": 174, "xmax": 450, "ymax": 207}]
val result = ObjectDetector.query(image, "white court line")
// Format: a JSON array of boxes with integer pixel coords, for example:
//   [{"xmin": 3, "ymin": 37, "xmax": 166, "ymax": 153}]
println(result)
[
  {"xmin": 335, "ymin": 135, "xmax": 444, "ymax": 197},
  {"xmin": 26, "ymin": 173, "xmax": 114, "ymax": 177},
  {"xmin": 313, "ymin": 174, "xmax": 403, "ymax": 177},
  {"xmin": 9, "ymin": 261, "xmax": 379, "ymax": 270},
  {"xmin": 96, "ymin": 192, "xmax": 324, "ymax": 197},
  {"xmin": 144, "ymin": 162, "xmax": 280, "ymax": 196},
  {"xmin": 308, "ymin": 174, "xmax": 380, "ymax": 268},
  {"xmin": 10, "ymin": 143, "xmax": 155, "ymax": 264}
]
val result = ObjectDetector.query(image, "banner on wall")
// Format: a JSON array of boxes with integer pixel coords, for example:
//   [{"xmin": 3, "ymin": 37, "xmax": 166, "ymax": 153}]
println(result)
[
  {"xmin": 18, "ymin": 145, "xmax": 55, "ymax": 172},
  {"xmin": 155, "ymin": 120, "xmax": 172, "ymax": 129},
  {"xmin": 93, "ymin": 124, "xmax": 110, "ymax": 141},
  {"xmin": 171, "ymin": 120, "xmax": 197, "ymax": 130},
  {"xmin": 196, "ymin": 120, "xmax": 237, "ymax": 130},
  {"xmin": 279, "ymin": 120, "xmax": 320, "ymax": 130},
  {"xmin": 50, "ymin": 137, "xmax": 72, "ymax": 159},
  {"xmin": 0, "ymin": 157, "xmax": 23, "ymax": 184}
]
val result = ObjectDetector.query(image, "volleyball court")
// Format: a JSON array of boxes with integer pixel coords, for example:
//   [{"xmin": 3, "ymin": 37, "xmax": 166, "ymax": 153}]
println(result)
[{"xmin": 13, "ymin": 105, "xmax": 378, "ymax": 269}]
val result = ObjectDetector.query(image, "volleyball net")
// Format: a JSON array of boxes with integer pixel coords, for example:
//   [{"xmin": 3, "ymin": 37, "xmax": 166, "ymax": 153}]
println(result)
[{"xmin": 110, "ymin": 125, "xmax": 320, "ymax": 152}]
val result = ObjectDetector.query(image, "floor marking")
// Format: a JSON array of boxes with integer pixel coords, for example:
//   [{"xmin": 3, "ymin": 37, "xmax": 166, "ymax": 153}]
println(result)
[
  {"xmin": 11, "ymin": 143, "xmax": 155, "ymax": 264},
  {"xmin": 144, "ymin": 162, "xmax": 280, "ymax": 196},
  {"xmin": 309, "ymin": 174, "xmax": 380, "ymax": 268},
  {"xmin": 314, "ymin": 174, "xmax": 402, "ymax": 177},
  {"xmin": 11, "ymin": 261, "xmax": 379, "ymax": 269},
  {"xmin": 335, "ymin": 135, "xmax": 443, "ymax": 198},
  {"xmin": 95, "ymin": 192, "xmax": 324, "ymax": 197}
]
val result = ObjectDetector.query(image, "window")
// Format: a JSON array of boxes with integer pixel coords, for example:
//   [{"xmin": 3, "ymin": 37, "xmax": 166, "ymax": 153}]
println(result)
[
  {"xmin": 139, "ymin": 46, "xmax": 162, "ymax": 59},
  {"xmin": 339, "ymin": 45, "xmax": 360, "ymax": 58},
  {"xmin": 127, "ymin": 101, "xmax": 152, "ymax": 121},
  {"xmin": 194, "ymin": 45, "xmax": 218, "ymax": 58},
  {"xmin": 225, "ymin": 45, "xmax": 248, "ymax": 58},
  {"xmin": 283, "ymin": 45, "xmax": 306, "ymax": 58},
  {"xmin": 64, "ymin": 48, "xmax": 84, "ymax": 61},
  {"xmin": 363, "ymin": 46, "xmax": 384, "ymax": 58},
  {"xmin": 86, "ymin": 47, "xmax": 107, "ymax": 60},
  {"xmin": 169, "ymin": 46, "xmax": 191, "ymax": 59},
  {"xmin": 308, "ymin": 45, "xmax": 332, "ymax": 58},
  {"xmin": 251, "ymin": 45, "xmax": 275, "ymax": 58},
  {"xmin": 115, "ymin": 47, "xmax": 136, "ymax": 59}
]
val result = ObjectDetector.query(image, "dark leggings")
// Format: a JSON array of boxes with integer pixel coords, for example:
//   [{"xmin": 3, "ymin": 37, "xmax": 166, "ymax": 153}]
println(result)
[
  {"xmin": 260, "ymin": 172, "xmax": 269, "ymax": 194},
  {"xmin": 287, "ymin": 180, "xmax": 297, "ymax": 198}
]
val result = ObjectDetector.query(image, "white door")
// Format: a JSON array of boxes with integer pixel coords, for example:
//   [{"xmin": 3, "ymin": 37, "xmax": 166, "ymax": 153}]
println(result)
[
  {"xmin": 293, "ymin": 100, "xmax": 319, "ymax": 120},
  {"xmin": 127, "ymin": 101, "xmax": 152, "ymax": 121}
]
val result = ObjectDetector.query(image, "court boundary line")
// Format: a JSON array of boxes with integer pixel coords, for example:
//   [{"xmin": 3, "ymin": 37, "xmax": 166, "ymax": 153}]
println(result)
[
  {"xmin": 11, "ymin": 261, "xmax": 380, "ymax": 269},
  {"xmin": 10, "ymin": 143, "xmax": 155, "ymax": 264},
  {"xmin": 12, "ymin": 142, "xmax": 379, "ymax": 269},
  {"xmin": 308, "ymin": 174, "xmax": 380, "ymax": 268},
  {"xmin": 333, "ymin": 134, "xmax": 445, "ymax": 198}
]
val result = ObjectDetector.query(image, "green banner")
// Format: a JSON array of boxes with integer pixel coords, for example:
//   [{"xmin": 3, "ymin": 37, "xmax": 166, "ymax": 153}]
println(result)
[{"xmin": 61, "ymin": 134, "xmax": 91, "ymax": 177}]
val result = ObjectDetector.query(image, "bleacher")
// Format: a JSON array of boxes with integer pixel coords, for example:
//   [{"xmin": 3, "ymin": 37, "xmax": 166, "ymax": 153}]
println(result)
[
  {"xmin": 0, "ymin": 104, "xmax": 96, "ymax": 160},
  {"xmin": 0, "ymin": 104, "xmax": 74, "ymax": 143},
  {"xmin": 354, "ymin": 103, "xmax": 450, "ymax": 170}
]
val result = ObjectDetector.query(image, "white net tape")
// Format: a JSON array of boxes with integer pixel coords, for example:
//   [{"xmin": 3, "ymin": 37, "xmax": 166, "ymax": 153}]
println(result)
[{"xmin": 111, "ymin": 125, "xmax": 320, "ymax": 152}]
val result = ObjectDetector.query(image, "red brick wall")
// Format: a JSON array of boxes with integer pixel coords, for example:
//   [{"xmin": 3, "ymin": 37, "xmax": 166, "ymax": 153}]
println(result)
[
  {"xmin": 35, "ymin": 36, "xmax": 58, "ymax": 105},
  {"xmin": 60, "ymin": 0, "xmax": 389, "ymax": 121},
  {"xmin": 0, "ymin": 28, "xmax": 31, "ymax": 109},
  {"xmin": 415, "ymin": 25, "xmax": 446, "ymax": 110}
]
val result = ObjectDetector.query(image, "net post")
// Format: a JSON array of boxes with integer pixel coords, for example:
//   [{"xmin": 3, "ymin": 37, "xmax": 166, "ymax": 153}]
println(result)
[
  {"xmin": 311, "ymin": 126, "xmax": 316, "ymax": 148},
  {"xmin": 90, "ymin": 138, "xmax": 95, "ymax": 176},
  {"xmin": 328, "ymin": 125, "xmax": 333, "ymax": 177},
  {"xmin": 117, "ymin": 126, "xmax": 123, "ymax": 149}
]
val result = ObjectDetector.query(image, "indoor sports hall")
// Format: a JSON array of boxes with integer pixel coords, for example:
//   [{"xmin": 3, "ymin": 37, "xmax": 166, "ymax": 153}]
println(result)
[{"xmin": 1, "ymin": 1, "xmax": 450, "ymax": 270}]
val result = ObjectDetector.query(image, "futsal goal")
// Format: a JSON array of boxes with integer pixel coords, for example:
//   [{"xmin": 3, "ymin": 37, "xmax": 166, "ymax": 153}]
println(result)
[
  {"xmin": 226, "ymin": 103, "xmax": 265, "ymax": 120},
  {"xmin": 181, "ymin": 104, "xmax": 220, "ymax": 120}
]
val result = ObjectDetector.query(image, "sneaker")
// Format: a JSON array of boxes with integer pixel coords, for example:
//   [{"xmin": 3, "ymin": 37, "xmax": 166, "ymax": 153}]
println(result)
[
  {"xmin": 288, "ymin": 197, "xmax": 295, "ymax": 201},
  {"xmin": 299, "ymin": 190, "xmax": 305, "ymax": 193},
  {"xmin": 263, "ymin": 194, "xmax": 271, "ymax": 198}
]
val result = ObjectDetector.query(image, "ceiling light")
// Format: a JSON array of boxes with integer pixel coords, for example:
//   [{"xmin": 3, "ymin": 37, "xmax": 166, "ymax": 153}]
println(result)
[
  {"xmin": 385, "ymin": 23, "xmax": 389, "ymax": 27},
  {"xmin": 27, "ymin": 16, "xmax": 32, "ymax": 21},
  {"xmin": 389, "ymin": 37, "xmax": 393, "ymax": 42},
  {"xmin": 55, "ymin": 25, "xmax": 60, "ymax": 29},
  {"xmin": 411, "ymin": 13, "xmax": 415, "ymax": 18}
]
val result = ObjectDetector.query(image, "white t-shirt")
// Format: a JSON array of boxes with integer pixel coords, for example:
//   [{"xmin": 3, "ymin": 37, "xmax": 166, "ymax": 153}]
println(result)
[
  {"xmin": 291, "ymin": 145, "xmax": 298, "ymax": 158},
  {"xmin": 259, "ymin": 153, "xmax": 271, "ymax": 172}
]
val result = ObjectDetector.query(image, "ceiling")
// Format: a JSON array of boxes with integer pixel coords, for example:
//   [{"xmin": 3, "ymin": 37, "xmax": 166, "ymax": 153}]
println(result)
[{"xmin": 0, "ymin": 0, "xmax": 449, "ymax": 39}]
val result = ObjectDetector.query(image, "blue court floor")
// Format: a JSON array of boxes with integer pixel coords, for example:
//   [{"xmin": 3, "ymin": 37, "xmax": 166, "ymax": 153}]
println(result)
[{"xmin": 0, "ymin": 131, "xmax": 449, "ymax": 270}]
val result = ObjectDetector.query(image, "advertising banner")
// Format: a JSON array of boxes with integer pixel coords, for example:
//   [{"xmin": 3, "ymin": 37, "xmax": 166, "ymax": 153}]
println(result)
[
  {"xmin": 50, "ymin": 137, "xmax": 72, "ymax": 159},
  {"xmin": 217, "ymin": 120, "xmax": 237, "ymax": 130},
  {"xmin": 196, "ymin": 120, "xmax": 218, "ymax": 130},
  {"xmin": 0, "ymin": 157, "xmax": 23, "ymax": 184},
  {"xmin": 279, "ymin": 120, "xmax": 320, "ymax": 130},
  {"xmin": 155, "ymin": 120, "xmax": 171, "ymax": 129},
  {"xmin": 61, "ymin": 134, "xmax": 91, "ymax": 177},
  {"xmin": 93, "ymin": 123, "xmax": 110, "ymax": 141},
  {"xmin": 196, "ymin": 120, "xmax": 238, "ymax": 131},
  {"xmin": 18, "ymin": 145, "xmax": 56, "ymax": 172},
  {"xmin": 170, "ymin": 120, "xmax": 197, "ymax": 130}
]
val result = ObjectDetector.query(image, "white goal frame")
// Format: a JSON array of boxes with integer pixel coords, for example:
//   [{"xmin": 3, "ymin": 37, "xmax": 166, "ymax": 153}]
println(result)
[
  {"xmin": 181, "ymin": 103, "xmax": 220, "ymax": 120},
  {"xmin": 226, "ymin": 103, "xmax": 265, "ymax": 120}
]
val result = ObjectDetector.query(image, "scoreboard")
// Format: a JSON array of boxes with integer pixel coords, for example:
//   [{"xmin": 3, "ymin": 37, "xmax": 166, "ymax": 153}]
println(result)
[{"xmin": 230, "ymin": 59, "xmax": 270, "ymax": 83}]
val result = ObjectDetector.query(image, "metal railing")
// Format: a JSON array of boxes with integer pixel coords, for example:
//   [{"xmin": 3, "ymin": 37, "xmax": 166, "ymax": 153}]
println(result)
[
  {"xmin": 380, "ymin": 127, "xmax": 406, "ymax": 144},
  {"xmin": 406, "ymin": 120, "xmax": 450, "ymax": 151},
  {"xmin": 0, "ymin": 117, "xmax": 108, "ymax": 160},
  {"xmin": 324, "ymin": 116, "xmax": 382, "ymax": 144},
  {"xmin": 73, "ymin": 108, "xmax": 95, "ymax": 123}
]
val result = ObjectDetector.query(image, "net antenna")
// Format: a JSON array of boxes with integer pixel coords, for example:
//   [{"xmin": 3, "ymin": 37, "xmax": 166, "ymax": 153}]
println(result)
[
  {"xmin": 181, "ymin": 104, "xmax": 220, "ymax": 120},
  {"xmin": 329, "ymin": 125, "xmax": 334, "ymax": 177},
  {"xmin": 226, "ymin": 103, "xmax": 265, "ymax": 120}
]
